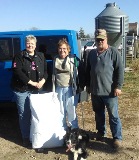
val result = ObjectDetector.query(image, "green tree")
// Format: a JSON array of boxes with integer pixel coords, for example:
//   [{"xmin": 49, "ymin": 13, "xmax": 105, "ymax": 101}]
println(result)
[
  {"xmin": 78, "ymin": 27, "xmax": 86, "ymax": 39},
  {"xmin": 86, "ymin": 34, "xmax": 90, "ymax": 38}
]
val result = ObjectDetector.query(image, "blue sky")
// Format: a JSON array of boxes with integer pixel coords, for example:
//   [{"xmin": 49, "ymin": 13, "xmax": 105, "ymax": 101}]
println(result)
[{"xmin": 0, "ymin": 0, "xmax": 139, "ymax": 35}]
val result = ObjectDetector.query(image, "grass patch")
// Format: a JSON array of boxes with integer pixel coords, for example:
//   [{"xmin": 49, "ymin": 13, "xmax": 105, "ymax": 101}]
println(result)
[
  {"xmin": 130, "ymin": 59, "xmax": 139, "ymax": 71},
  {"xmin": 123, "ymin": 59, "xmax": 139, "ymax": 94}
]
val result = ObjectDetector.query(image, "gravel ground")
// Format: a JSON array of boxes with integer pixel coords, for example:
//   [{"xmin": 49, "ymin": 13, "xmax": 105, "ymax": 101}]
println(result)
[{"xmin": 0, "ymin": 92, "xmax": 139, "ymax": 160}]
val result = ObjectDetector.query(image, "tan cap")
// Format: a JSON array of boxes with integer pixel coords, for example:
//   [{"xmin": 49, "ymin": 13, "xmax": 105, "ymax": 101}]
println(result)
[{"xmin": 95, "ymin": 29, "xmax": 107, "ymax": 39}]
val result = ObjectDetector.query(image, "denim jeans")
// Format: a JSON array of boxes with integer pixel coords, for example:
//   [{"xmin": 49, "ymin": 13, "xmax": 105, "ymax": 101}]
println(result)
[
  {"xmin": 56, "ymin": 86, "xmax": 79, "ymax": 130},
  {"xmin": 91, "ymin": 94, "xmax": 122, "ymax": 140},
  {"xmin": 14, "ymin": 91, "xmax": 32, "ymax": 139}
]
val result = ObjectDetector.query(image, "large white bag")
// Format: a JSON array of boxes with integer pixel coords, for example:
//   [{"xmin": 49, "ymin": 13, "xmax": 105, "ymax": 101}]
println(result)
[{"xmin": 30, "ymin": 92, "xmax": 66, "ymax": 149}]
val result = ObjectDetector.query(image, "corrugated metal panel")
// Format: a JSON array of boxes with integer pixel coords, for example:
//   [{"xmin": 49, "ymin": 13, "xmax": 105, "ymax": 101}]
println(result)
[{"xmin": 96, "ymin": 16, "xmax": 129, "ymax": 33}]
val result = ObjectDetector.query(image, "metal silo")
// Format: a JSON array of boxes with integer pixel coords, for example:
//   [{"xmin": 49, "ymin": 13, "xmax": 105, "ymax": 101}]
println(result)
[
  {"xmin": 95, "ymin": 2, "xmax": 129, "ymax": 67},
  {"xmin": 95, "ymin": 3, "xmax": 129, "ymax": 47}
]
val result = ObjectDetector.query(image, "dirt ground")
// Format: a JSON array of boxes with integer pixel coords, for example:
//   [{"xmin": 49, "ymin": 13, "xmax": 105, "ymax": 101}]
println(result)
[{"xmin": 0, "ymin": 86, "xmax": 139, "ymax": 160}]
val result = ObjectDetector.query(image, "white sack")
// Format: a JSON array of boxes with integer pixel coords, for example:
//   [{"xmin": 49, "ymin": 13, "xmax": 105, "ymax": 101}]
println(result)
[{"xmin": 30, "ymin": 92, "xmax": 66, "ymax": 148}]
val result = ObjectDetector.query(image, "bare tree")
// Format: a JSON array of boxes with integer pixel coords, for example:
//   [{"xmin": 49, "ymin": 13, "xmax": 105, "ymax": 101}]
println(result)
[{"xmin": 30, "ymin": 27, "xmax": 39, "ymax": 30}]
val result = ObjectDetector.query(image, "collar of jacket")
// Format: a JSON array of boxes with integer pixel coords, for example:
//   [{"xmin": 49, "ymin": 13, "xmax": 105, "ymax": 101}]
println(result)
[{"xmin": 22, "ymin": 50, "xmax": 38, "ymax": 59}]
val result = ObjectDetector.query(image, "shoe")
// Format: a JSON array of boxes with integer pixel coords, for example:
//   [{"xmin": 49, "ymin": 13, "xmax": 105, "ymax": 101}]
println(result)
[
  {"xmin": 113, "ymin": 139, "xmax": 122, "ymax": 149},
  {"xmin": 22, "ymin": 138, "xmax": 30, "ymax": 147},
  {"xmin": 95, "ymin": 132, "xmax": 105, "ymax": 141}
]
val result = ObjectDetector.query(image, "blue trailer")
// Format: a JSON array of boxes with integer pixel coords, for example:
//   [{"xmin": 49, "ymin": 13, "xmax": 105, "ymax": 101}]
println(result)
[{"xmin": 0, "ymin": 29, "xmax": 80, "ymax": 102}]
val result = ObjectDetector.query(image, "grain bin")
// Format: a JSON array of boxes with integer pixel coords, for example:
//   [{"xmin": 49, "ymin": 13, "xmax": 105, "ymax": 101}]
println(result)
[{"xmin": 95, "ymin": 3, "xmax": 129, "ymax": 48}]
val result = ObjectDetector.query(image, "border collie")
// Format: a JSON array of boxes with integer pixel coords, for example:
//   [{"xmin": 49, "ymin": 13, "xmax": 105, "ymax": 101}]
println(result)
[{"xmin": 63, "ymin": 127, "xmax": 89, "ymax": 160}]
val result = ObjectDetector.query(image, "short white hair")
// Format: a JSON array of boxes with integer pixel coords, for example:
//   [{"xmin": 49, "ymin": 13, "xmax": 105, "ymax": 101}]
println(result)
[{"xmin": 26, "ymin": 35, "xmax": 37, "ymax": 43}]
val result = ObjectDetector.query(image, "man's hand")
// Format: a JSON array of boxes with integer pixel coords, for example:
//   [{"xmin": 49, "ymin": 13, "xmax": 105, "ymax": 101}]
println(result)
[{"xmin": 114, "ymin": 88, "xmax": 122, "ymax": 96}]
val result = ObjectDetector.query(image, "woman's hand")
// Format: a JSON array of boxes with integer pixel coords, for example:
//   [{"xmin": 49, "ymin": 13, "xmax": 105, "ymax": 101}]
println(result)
[
  {"xmin": 28, "ymin": 80, "xmax": 38, "ymax": 87},
  {"xmin": 36, "ymin": 79, "xmax": 46, "ymax": 89}
]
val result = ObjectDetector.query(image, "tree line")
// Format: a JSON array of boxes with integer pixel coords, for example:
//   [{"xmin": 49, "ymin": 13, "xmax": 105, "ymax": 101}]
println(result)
[
  {"xmin": 78, "ymin": 27, "xmax": 93, "ymax": 39},
  {"xmin": 29, "ymin": 27, "xmax": 92, "ymax": 39}
]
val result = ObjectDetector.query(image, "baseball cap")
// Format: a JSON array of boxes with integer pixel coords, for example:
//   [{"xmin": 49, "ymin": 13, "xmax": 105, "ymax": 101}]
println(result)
[{"xmin": 95, "ymin": 29, "xmax": 107, "ymax": 39}]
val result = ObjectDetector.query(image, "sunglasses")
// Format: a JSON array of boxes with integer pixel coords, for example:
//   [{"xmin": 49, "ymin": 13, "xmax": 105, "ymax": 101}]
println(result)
[{"xmin": 96, "ymin": 38, "xmax": 105, "ymax": 42}]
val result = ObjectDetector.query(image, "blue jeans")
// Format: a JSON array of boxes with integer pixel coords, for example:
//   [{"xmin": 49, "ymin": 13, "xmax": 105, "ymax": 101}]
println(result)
[
  {"xmin": 14, "ymin": 91, "xmax": 32, "ymax": 139},
  {"xmin": 56, "ymin": 86, "xmax": 79, "ymax": 130},
  {"xmin": 91, "ymin": 94, "xmax": 122, "ymax": 140}
]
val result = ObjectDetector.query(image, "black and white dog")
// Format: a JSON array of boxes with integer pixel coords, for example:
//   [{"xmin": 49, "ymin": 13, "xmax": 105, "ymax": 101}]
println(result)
[{"xmin": 63, "ymin": 127, "xmax": 89, "ymax": 160}]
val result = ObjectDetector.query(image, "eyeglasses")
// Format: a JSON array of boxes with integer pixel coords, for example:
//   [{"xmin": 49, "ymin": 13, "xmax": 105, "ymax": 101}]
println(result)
[{"xmin": 96, "ymin": 38, "xmax": 105, "ymax": 42}]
